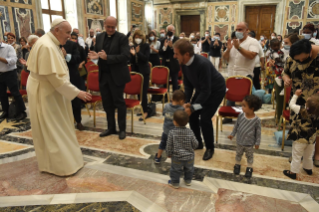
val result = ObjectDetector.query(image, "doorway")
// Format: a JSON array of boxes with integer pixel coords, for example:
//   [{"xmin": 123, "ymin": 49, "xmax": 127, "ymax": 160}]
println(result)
[
  {"xmin": 181, "ymin": 15, "xmax": 200, "ymax": 37},
  {"xmin": 245, "ymin": 6, "xmax": 276, "ymax": 40}
]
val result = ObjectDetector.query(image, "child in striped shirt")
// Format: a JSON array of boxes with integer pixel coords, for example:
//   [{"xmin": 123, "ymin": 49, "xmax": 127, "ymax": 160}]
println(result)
[{"xmin": 228, "ymin": 95, "xmax": 262, "ymax": 178}]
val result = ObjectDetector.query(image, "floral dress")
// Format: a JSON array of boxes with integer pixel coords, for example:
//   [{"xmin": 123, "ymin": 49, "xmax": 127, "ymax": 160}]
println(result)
[{"xmin": 283, "ymin": 52, "xmax": 319, "ymax": 144}]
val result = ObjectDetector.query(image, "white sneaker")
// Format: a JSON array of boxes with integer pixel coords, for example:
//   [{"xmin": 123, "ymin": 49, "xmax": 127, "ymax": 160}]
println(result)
[
  {"xmin": 280, "ymin": 89, "xmax": 284, "ymax": 96},
  {"xmin": 275, "ymin": 77, "xmax": 282, "ymax": 87}
]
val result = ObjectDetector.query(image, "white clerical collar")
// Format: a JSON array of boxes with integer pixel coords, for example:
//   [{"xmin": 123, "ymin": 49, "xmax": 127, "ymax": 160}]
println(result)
[{"xmin": 185, "ymin": 55, "xmax": 195, "ymax": 66}]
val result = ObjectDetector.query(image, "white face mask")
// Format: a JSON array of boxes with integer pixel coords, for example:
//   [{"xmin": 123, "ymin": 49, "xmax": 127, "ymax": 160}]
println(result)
[
  {"xmin": 190, "ymin": 35, "xmax": 195, "ymax": 39},
  {"xmin": 205, "ymin": 33, "xmax": 209, "ymax": 37},
  {"xmin": 179, "ymin": 37, "xmax": 184, "ymax": 39},
  {"xmin": 271, "ymin": 36, "xmax": 276, "ymax": 39},
  {"xmin": 149, "ymin": 36, "xmax": 155, "ymax": 41},
  {"xmin": 135, "ymin": 38, "xmax": 142, "ymax": 44}
]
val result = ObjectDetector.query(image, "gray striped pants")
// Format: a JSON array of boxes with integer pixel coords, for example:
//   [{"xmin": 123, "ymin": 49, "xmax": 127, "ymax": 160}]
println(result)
[{"xmin": 235, "ymin": 145, "xmax": 254, "ymax": 167}]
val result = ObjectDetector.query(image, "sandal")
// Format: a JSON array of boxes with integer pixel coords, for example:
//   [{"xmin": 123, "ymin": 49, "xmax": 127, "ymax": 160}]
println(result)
[{"xmin": 283, "ymin": 170, "xmax": 296, "ymax": 179}]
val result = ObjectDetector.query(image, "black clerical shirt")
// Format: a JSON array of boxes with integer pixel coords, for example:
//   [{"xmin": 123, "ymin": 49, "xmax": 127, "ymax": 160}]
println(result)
[{"xmin": 100, "ymin": 34, "xmax": 114, "ymax": 73}]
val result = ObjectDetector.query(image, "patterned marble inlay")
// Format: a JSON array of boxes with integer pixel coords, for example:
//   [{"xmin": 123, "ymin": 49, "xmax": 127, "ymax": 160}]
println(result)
[
  {"xmin": 0, "ymin": 141, "xmax": 28, "ymax": 154},
  {"xmin": 308, "ymin": 0, "xmax": 319, "ymax": 19},
  {"xmin": 215, "ymin": 5, "xmax": 230, "ymax": 22},
  {"xmin": 288, "ymin": 0, "xmax": 306, "ymax": 19},
  {"xmin": 0, "ymin": 202, "xmax": 140, "ymax": 212}
]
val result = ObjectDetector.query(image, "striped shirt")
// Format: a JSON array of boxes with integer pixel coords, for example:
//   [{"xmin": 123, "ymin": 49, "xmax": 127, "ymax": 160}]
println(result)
[
  {"xmin": 166, "ymin": 127, "xmax": 198, "ymax": 161},
  {"xmin": 230, "ymin": 113, "xmax": 261, "ymax": 146}
]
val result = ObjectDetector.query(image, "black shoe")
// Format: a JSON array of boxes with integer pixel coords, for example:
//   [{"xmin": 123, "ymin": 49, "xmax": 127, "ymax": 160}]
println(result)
[
  {"xmin": 222, "ymin": 119, "xmax": 232, "ymax": 124},
  {"xmin": 195, "ymin": 144, "xmax": 204, "ymax": 150},
  {"xmin": 283, "ymin": 170, "xmax": 296, "ymax": 179},
  {"xmin": 119, "ymin": 131, "xmax": 126, "ymax": 140},
  {"xmin": 203, "ymin": 149, "xmax": 214, "ymax": 161},
  {"xmin": 234, "ymin": 164, "xmax": 241, "ymax": 175},
  {"xmin": 99, "ymin": 129, "xmax": 116, "ymax": 137},
  {"xmin": 15, "ymin": 112, "xmax": 27, "ymax": 121},
  {"xmin": 303, "ymin": 168, "xmax": 313, "ymax": 175},
  {"xmin": 0, "ymin": 111, "xmax": 8, "ymax": 119},
  {"xmin": 245, "ymin": 167, "xmax": 253, "ymax": 178},
  {"xmin": 77, "ymin": 123, "xmax": 85, "ymax": 131},
  {"xmin": 136, "ymin": 113, "xmax": 142, "ymax": 116}
]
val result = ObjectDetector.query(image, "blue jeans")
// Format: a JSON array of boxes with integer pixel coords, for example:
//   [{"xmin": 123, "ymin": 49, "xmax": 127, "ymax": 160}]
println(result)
[
  {"xmin": 158, "ymin": 132, "xmax": 168, "ymax": 150},
  {"xmin": 170, "ymin": 158, "xmax": 194, "ymax": 186}
]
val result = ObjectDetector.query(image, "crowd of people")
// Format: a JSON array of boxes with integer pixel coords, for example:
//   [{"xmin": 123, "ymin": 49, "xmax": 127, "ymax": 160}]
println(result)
[{"xmin": 1, "ymin": 17, "xmax": 319, "ymax": 186}]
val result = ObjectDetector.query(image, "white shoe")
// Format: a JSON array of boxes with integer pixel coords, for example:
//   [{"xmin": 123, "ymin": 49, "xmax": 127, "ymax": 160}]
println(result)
[
  {"xmin": 280, "ymin": 89, "xmax": 284, "ymax": 96},
  {"xmin": 275, "ymin": 77, "xmax": 282, "ymax": 87}
]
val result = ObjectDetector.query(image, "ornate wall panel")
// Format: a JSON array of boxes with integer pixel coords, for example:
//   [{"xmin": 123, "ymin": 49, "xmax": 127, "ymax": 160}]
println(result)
[
  {"xmin": 0, "ymin": 0, "xmax": 38, "ymax": 44},
  {"xmin": 86, "ymin": 18, "xmax": 104, "ymax": 32},
  {"xmin": 307, "ymin": 0, "xmax": 319, "ymax": 19},
  {"xmin": 159, "ymin": 8, "xmax": 172, "ymax": 25},
  {"xmin": 285, "ymin": 21, "xmax": 303, "ymax": 34},
  {"xmin": 85, "ymin": 0, "xmax": 104, "ymax": 15},
  {"xmin": 288, "ymin": 0, "xmax": 305, "ymax": 19},
  {"xmin": 131, "ymin": 1, "xmax": 143, "ymax": 23},
  {"xmin": 215, "ymin": 5, "xmax": 230, "ymax": 22},
  {"xmin": 214, "ymin": 24, "xmax": 229, "ymax": 41}
]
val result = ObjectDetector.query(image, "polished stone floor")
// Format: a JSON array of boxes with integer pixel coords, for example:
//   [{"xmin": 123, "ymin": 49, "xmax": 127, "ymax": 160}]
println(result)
[{"xmin": 0, "ymin": 92, "xmax": 318, "ymax": 211}]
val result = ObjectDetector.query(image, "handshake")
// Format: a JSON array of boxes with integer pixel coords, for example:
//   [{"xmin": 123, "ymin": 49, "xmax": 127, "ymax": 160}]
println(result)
[{"xmin": 183, "ymin": 103, "xmax": 192, "ymax": 116}]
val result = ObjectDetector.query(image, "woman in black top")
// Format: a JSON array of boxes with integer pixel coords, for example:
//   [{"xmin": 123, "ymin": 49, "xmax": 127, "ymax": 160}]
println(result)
[
  {"xmin": 130, "ymin": 30, "xmax": 150, "ymax": 121},
  {"xmin": 148, "ymin": 31, "xmax": 161, "ymax": 67},
  {"xmin": 71, "ymin": 32, "xmax": 87, "ymax": 90}
]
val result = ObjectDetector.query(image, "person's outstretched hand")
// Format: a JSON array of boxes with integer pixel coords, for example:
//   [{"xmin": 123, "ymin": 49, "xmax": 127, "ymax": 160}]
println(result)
[
  {"xmin": 228, "ymin": 135, "xmax": 234, "ymax": 140},
  {"xmin": 77, "ymin": 91, "xmax": 92, "ymax": 102},
  {"xmin": 88, "ymin": 51, "xmax": 99, "ymax": 60},
  {"xmin": 227, "ymin": 38, "xmax": 233, "ymax": 50}
]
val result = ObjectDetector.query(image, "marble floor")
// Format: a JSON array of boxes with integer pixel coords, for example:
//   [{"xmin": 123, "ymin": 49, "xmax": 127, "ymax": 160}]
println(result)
[{"xmin": 0, "ymin": 97, "xmax": 318, "ymax": 211}]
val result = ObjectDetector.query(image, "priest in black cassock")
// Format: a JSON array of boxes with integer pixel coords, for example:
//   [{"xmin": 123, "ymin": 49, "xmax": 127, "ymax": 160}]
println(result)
[{"xmin": 173, "ymin": 39, "xmax": 226, "ymax": 161}]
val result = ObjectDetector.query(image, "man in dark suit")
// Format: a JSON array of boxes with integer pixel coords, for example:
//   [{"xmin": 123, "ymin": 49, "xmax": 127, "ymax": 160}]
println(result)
[
  {"xmin": 88, "ymin": 16, "xmax": 130, "ymax": 140},
  {"xmin": 159, "ymin": 25, "xmax": 180, "ymax": 91},
  {"xmin": 173, "ymin": 39, "xmax": 226, "ymax": 161},
  {"xmin": 62, "ymin": 35, "xmax": 83, "ymax": 130}
]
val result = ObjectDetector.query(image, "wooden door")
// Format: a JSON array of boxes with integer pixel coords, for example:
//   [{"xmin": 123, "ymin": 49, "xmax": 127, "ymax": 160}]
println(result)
[
  {"xmin": 181, "ymin": 15, "xmax": 200, "ymax": 37},
  {"xmin": 245, "ymin": 6, "xmax": 276, "ymax": 40}
]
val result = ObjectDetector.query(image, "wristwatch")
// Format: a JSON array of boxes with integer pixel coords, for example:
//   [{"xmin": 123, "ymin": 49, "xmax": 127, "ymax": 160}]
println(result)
[{"xmin": 237, "ymin": 46, "xmax": 242, "ymax": 51}]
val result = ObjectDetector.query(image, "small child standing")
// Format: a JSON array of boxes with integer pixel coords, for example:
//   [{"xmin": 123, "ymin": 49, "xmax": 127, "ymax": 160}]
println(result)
[
  {"xmin": 283, "ymin": 90, "xmax": 319, "ymax": 180},
  {"xmin": 154, "ymin": 90, "xmax": 185, "ymax": 163},
  {"xmin": 167, "ymin": 110, "xmax": 198, "ymax": 188},
  {"xmin": 228, "ymin": 95, "xmax": 262, "ymax": 178}
]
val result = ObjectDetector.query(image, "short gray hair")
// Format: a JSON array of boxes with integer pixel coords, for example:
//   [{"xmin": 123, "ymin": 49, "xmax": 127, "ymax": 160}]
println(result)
[
  {"xmin": 28, "ymin": 35, "xmax": 39, "ymax": 43},
  {"xmin": 166, "ymin": 24, "xmax": 175, "ymax": 31},
  {"xmin": 35, "ymin": 28, "xmax": 45, "ymax": 36}
]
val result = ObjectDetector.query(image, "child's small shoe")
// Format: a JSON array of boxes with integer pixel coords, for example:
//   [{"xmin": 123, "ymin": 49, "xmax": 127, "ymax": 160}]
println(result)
[
  {"xmin": 275, "ymin": 77, "xmax": 282, "ymax": 87},
  {"xmin": 283, "ymin": 170, "xmax": 296, "ymax": 179},
  {"xmin": 168, "ymin": 180, "xmax": 179, "ymax": 189},
  {"xmin": 244, "ymin": 167, "xmax": 253, "ymax": 178},
  {"xmin": 154, "ymin": 153, "xmax": 161, "ymax": 163},
  {"xmin": 279, "ymin": 89, "xmax": 284, "ymax": 96},
  {"xmin": 233, "ymin": 164, "xmax": 241, "ymax": 175},
  {"xmin": 303, "ymin": 168, "xmax": 313, "ymax": 175}
]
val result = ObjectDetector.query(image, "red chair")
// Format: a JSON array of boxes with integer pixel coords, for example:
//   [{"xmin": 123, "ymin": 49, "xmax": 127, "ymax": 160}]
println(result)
[
  {"xmin": 149, "ymin": 62, "xmax": 152, "ymax": 70},
  {"xmin": 281, "ymin": 85, "xmax": 292, "ymax": 151},
  {"xmin": 128, "ymin": 64, "xmax": 131, "ymax": 72},
  {"xmin": 124, "ymin": 72, "xmax": 146, "ymax": 132},
  {"xmin": 85, "ymin": 70, "xmax": 102, "ymax": 127},
  {"xmin": 85, "ymin": 64, "xmax": 99, "ymax": 73},
  {"xmin": 216, "ymin": 76, "xmax": 253, "ymax": 143},
  {"xmin": 201, "ymin": 52, "xmax": 208, "ymax": 58},
  {"xmin": 147, "ymin": 66, "xmax": 170, "ymax": 110},
  {"xmin": 7, "ymin": 70, "xmax": 29, "ymax": 100}
]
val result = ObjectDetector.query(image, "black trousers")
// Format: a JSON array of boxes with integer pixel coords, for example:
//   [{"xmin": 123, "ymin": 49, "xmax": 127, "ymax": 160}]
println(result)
[
  {"xmin": 165, "ymin": 61, "xmax": 179, "ymax": 91},
  {"xmin": 72, "ymin": 97, "xmax": 82, "ymax": 123},
  {"xmin": 189, "ymin": 91, "xmax": 225, "ymax": 150},
  {"xmin": 0, "ymin": 70, "xmax": 26, "ymax": 114},
  {"xmin": 149, "ymin": 54, "xmax": 160, "ymax": 67},
  {"xmin": 100, "ymin": 72, "xmax": 126, "ymax": 131},
  {"xmin": 253, "ymin": 67, "xmax": 261, "ymax": 90},
  {"xmin": 139, "ymin": 74, "xmax": 149, "ymax": 113}
]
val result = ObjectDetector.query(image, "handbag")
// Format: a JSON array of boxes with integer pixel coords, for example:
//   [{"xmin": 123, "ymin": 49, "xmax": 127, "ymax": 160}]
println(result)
[
  {"xmin": 147, "ymin": 103, "xmax": 156, "ymax": 117},
  {"xmin": 79, "ymin": 65, "xmax": 87, "ymax": 77},
  {"xmin": 8, "ymin": 98, "xmax": 19, "ymax": 118}
]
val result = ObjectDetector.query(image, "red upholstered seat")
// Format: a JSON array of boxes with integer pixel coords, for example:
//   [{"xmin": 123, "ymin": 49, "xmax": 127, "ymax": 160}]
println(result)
[
  {"xmin": 201, "ymin": 52, "xmax": 208, "ymax": 58},
  {"xmin": 178, "ymin": 80, "xmax": 183, "ymax": 85},
  {"xmin": 19, "ymin": 90, "xmax": 27, "ymax": 96},
  {"xmin": 87, "ymin": 71, "xmax": 100, "ymax": 92},
  {"xmin": 283, "ymin": 110, "xmax": 290, "ymax": 120},
  {"xmin": 147, "ymin": 87, "xmax": 168, "ymax": 94},
  {"xmin": 87, "ymin": 95, "xmax": 102, "ymax": 103},
  {"xmin": 218, "ymin": 106, "xmax": 241, "ymax": 117},
  {"xmin": 125, "ymin": 99, "xmax": 140, "ymax": 108}
]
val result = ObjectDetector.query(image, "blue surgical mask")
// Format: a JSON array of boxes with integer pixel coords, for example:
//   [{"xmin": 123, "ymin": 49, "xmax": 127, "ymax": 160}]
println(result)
[
  {"xmin": 235, "ymin": 31, "xmax": 244, "ymax": 40},
  {"xmin": 160, "ymin": 33, "xmax": 165, "ymax": 38},
  {"xmin": 302, "ymin": 33, "xmax": 311, "ymax": 40},
  {"xmin": 283, "ymin": 45, "xmax": 290, "ymax": 50},
  {"xmin": 260, "ymin": 37, "xmax": 264, "ymax": 41},
  {"xmin": 96, "ymin": 32, "xmax": 101, "ymax": 35},
  {"xmin": 4, "ymin": 36, "xmax": 7, "ymax": 41},
  {"xmin": 149, "ymin": 36, "xmax": 155, "ymax": 41},
  {"xmin": 314, "ymin": 32, "xmax": 317, "ymax": 37}
]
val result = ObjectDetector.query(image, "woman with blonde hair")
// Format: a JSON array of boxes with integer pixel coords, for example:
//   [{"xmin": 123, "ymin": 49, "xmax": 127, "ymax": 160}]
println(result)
[{"xmin": 130, "ymin": 30, "xmax": 151, "ymax": 121}]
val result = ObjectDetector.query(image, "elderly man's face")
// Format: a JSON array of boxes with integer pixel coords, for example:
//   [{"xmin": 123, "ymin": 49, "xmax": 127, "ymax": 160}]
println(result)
[
  {"xmin": 29, "ymin": 38, "xmax": 38, "ymax": 47},
  {"xmin": 89, "ymin": 30, "xmax": 94, "ymax": 37},
  {"xmin": 56, "ymin": 23, "xmax": 72, "ymax": 45},
  {"xmin": 96, "ymin": 28, "xmax": 101, "ymax": 33}
]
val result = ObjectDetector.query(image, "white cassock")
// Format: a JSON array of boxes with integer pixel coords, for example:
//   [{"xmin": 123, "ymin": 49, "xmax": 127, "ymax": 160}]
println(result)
[{"xmin": 26, "ymin": 31, "xmax": 84, "ymax": 176}]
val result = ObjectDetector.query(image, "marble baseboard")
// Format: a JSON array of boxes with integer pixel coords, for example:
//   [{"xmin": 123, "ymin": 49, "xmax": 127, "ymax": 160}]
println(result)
[
  {"xmin": 0, "ymin": 150, "xmax": 35, "ymax": 165},
  {"xmin": 0, "ymin": 191, "xmax": 166, "ymax": 212}
]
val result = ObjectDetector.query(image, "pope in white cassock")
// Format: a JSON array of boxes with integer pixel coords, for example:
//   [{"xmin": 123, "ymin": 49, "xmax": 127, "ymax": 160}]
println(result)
[{"xmin": 26, "ymin": 19, "xmax": 92, "ymax": 176}]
